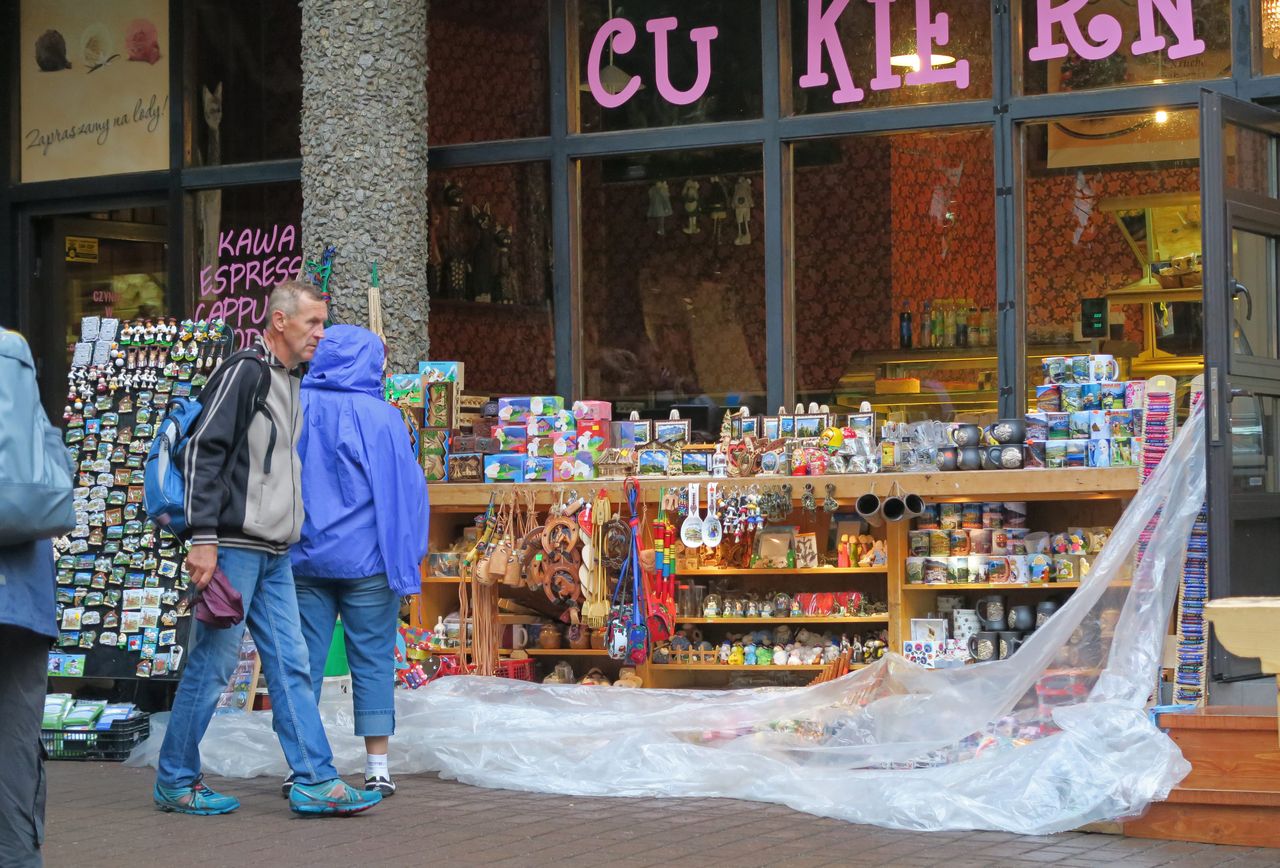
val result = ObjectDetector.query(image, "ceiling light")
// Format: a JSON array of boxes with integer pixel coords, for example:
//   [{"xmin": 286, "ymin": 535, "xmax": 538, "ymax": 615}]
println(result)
[{"xmin": 889, "ymin": 53, "xmax": 956, "ymax": 72}]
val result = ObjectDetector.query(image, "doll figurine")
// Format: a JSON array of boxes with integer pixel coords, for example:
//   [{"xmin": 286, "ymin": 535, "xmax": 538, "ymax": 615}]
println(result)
[
  {"xmin": 837, "ymin": 534, "xmax": 851, "ymax": 568},
  {"xmin": 718, "ymin": 641, "xmax": 732, "ymax": 663},
  {"xmin": 732, "ymin": 176, "xmax": 754, "ymax": 246},
  {"xmin": 706, "ymin": 176, "xmax": 730, "ymax": 244},
  {"xmin": 648, "ymin": 180, "xmax": 673, "ymax": 235},
  {"xmin": 680, "ymin": 179, "xmax": 701, "ymax": 235}
]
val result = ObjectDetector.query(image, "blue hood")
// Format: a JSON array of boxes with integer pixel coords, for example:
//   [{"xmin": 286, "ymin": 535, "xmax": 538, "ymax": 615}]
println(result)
[
  {"xmin": 304, "ymin": 324, "xmax": 383, "ymax": 398},
  {"xmin": 293, "ymin": 324, "xmax": 428, "ymax": 594}
]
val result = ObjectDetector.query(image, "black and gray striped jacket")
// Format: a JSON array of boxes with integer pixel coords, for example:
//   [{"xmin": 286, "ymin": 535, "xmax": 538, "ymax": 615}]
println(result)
[{"xmin": 184, "ymin": 339, "xmax": 305, "ymax": 555}]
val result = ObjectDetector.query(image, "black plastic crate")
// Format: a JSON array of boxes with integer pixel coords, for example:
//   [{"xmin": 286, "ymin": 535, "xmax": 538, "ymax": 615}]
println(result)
[{"xmin": 41, "ymin": 714, "xmax": 150, "ymax": 762}]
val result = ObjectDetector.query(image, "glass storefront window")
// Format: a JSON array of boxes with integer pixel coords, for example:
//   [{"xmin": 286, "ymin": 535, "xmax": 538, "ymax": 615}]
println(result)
[
  {"xmin": 188, "ymin": 182, "xmax": 303, "ymax": 350},
  {"xmin": 1259, "ymin": 0, "xmax": 1280, "ymax": 75},
  {"xmin": 1020, "ymin": 109, "xmax": 1202, "ymax": 396},
  {"xmin": 187, "ymin": 0, "xmax": 301, "ymax": 165},
  {"xmin": 574, "ymin": 0, "xmax": 762, "ymax": 134},
  {"xmin": 426, "ymin": 163, "xmax": 555, "ymax": 395},
  {"xmin": 794, "ymin": 128, "xmax": 997, "ymax": 423},
  {"xmin": 579, "ymin": 146, "xmax": 765, "ymax": 433},
  {"xmin": 1021, "ymin": 0, "xmax": 1230, "ymax": 95},
  {"xmin": 788, "ymin": 0, "xmax": 991, "ymax": 114},
  {"xmin": 428, "ymin": 0, "xmax": 550, "ymax": 144}
]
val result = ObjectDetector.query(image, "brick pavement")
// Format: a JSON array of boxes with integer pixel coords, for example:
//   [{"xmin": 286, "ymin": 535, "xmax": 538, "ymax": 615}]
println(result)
[{"xmin": 41, "ymin": 763, "xmax": 1280, "ymax": 867}]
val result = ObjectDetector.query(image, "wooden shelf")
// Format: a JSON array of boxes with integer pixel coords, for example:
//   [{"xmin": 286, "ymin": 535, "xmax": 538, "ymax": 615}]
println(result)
[
  {"xmin": 423, "ymin": 575, "xmax": 463, "ymax": 584},
  {"xmin": 520, "ymin": 648, "xmax": 612, "ymax": 656},
  {"xmin": 677, "ymin": 567, "xmax": 887, "ymax": 576},
  {"xmin": 676, "ymin": 616, "xmax": 888, "ymax": 624},
  {"xmin": 426, "ymin": 468, "xmax": 1139, "ymax": 507},
  {"xmin": 648, "ymin": 662, "xmax": 871, "ymax": 672},
  {"xmin": 903, "ymin": 582, "xmax": 1081, "ymax": 590}
]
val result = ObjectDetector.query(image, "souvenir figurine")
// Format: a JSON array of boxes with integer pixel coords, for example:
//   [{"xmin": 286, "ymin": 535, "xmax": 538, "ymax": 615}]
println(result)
[
  {"xmin": 647, "ymin": 180, "xmax": 672, "ymax": 235},
  {"xmin": 746, "ymin": 600, "xmax": 759, "ymax": 618},
  {"xmin": 772, "ymin": 645, "xmax": 788, "ymax": 664},
  {"xmin": 727, "ymin": 643, "xmax": 745, "ymax": 665},
  {"xmin": 680, "ymin": 178, "xmax": 701, "ymax": 235},
  {"xmin": 718, "ymin": 641, "xmax": 732, "ymax": 663},
  {"xmin": 756, "ymin": 645, "xmax": 773, "ymax": 665},
  {"xmin": 706, "ymin": 176, "xmax": 730, "ymax": 244},
  {"xmin": 733, "ymin": 176, "xmax": 754, "ymax": 246},
  {"xmin": 744, "ymin": 643, "xmax": 757, "ymax": 665},
  {"xmin": 789, "ymin": 597, "xmax": 803, "ymax": 618}
]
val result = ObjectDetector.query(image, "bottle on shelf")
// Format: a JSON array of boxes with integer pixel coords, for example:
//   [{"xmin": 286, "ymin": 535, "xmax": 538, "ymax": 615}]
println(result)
[
  {"xmin": 899, "ymin": 311, "xmax": 912, "ymax": 349},
  {"xmin": 923, "ymin": 301, "xmax": 934, "ymax": 348}
]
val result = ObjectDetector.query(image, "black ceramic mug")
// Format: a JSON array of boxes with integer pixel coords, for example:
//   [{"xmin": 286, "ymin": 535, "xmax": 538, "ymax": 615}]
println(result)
[
  {"xmin": 968, "ymin": 630, "xmax": 999, "ymax": 663},
  {"xmin": 975, "ymin": 595, "xmax": 1006, "ymax": 631},
  {"xmin": 1007, "ymin": 604, "xmax": 1036, "ymax": 632},
  {"xmin": 1035, "ymin": 599, "xmax": 1060, "ymax": 628},
  {"xmin": 998, "ymin": 630, "xmax": 1025, "ymax": 659}
]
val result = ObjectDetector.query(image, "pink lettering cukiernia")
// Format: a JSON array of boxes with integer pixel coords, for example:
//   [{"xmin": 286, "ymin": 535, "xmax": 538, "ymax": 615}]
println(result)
[
  {"xmin": 798, "ymin": 0, "xmax": 865, "ymax": 104},
  {"xmin": 1028, "ymin": 0, "xmax": 1124, "ymax": 61},
  {"xmin": 647, "ymin": 17, "xmax": 718, "ymax": 106},
  {"xmin": 868, "ymin": 0, "xmax": 901, "ymax": 92},
  {"xmin": 587, "ymin": 18, "xmax": 641, "ymax": 108},
  {"xmin": 1131, "ymin": 0, "xmax": 1204, "ymax": 59},
  {"xmin": 905, "ymin": 0, "xmax": 969, "ymax": 88}
]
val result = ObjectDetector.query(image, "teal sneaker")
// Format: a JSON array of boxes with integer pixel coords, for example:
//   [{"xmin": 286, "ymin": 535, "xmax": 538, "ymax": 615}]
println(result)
[
  {"xmin": 154, "ymin": 776, "xmax": 240, "ymax": 815},
  {"xmin": 288, "ymin": 778, "xmax": 382, "ymax": 817}
]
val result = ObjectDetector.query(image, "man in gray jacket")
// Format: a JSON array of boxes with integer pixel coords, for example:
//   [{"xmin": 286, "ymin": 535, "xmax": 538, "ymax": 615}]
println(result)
[{"xmin": 154, "ymin": 281, "xmax": 381, "ymax": 817}]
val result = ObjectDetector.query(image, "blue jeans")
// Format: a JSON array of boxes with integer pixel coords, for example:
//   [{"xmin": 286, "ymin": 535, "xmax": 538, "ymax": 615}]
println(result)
[
  {"xmin": 294, "ymin": 574, "xmax": 399, "ymax": 738},
  {"xmin": 157, "ymin": 548, "xmax": 338, "ymax": 788}
]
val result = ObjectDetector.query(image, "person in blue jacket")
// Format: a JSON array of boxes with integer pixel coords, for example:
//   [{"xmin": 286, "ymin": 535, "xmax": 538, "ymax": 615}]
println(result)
[{"xmin": 290, "ymin": 325, "xmax": 428, "ymax": 796}]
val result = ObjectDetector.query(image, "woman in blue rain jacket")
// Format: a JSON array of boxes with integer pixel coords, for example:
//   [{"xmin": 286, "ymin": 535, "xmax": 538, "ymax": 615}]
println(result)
[{"xmin": 291, "ymin": 324, "xmax": 428, "ymax": 796}]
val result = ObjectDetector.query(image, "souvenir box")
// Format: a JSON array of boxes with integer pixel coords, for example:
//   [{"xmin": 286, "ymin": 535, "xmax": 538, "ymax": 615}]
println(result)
[
  {"xmin": 494, "ymin": 426, "xmax": 528, "ymax": 453},
  {"xmin": 424, "ymin": 381, "xmax": 458, "ymax": 429},
  {"xmin": 384, "ymin": 374, "xmax": 424, "ymax": 406},
  {"xmin": 524, "ymin": 456, "xmax": 554, "ymax": 482},
  {"xmin": 571, "ymin": 400, "xmax": 611, "ymax": 422},
  {"xmin": 451, "ymin": 435, "xmax": 499, "ymax": 455},
  {"xmin": 498, "ymin": 396, "xmax": 564, "ymax": 424},
  {"xmin": 575, "ymin": 420, "xmax": 610, "ymax": 456},
  {"xmin": 418, "ymin": 361, "xmax": 464, "ymax": 384},
  {"xmin": 611, "ymin": 419, "xmax": 652, "ymax": 449},
  {"xmin": 446, "ymin": 453, "xmax": 483, "ymax": 483},
  {"xmin": 553, "ymin": 452, "xmax": 594, "ymax": 482},
  {"xmin": 526, "ymin": 412, "xmax": 575, "ymax": 436},
  {"xmin": 484, "ymin": 453, "xmax": 525, "ymax": 483},
  {"xmin": 419, "ymin": 429, "xmax": 449, "ymax": 481}
]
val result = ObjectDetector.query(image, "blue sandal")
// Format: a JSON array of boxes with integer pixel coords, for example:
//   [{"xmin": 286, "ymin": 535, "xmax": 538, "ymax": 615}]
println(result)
[
  {"xmin": 154, "ymin": 776, "xmax": 240, "ymax": 815},
  {"xmin": 289, "ymin": 778, "xmax": 382, "ymax": 816}
]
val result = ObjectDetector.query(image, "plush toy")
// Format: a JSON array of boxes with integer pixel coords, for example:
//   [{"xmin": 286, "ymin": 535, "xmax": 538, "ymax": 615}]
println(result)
[
  {"xmin": 744, "ymin": 644, "xmax": 757, "ymax": 665},
  {"xmin": 681, "ymin": 179, "xmax": 701, "ymax": 235},
  {"xmin": 728, "ymin": 643, "xmax": 745, "ymax": 665},
  {"xmin": 773, "ymin": 645, "xmax": 787, "ymax": 664},
  {"xmin": 718, "ymin": 641, "xmax": 732, "ymax": 663},
  {"xmin": 773, "ymin": 625, "xmax": 793, "ymax": 646},
  {"xmin": 756, "ymin": 645, "xmax": 773, "ymax": 665}
]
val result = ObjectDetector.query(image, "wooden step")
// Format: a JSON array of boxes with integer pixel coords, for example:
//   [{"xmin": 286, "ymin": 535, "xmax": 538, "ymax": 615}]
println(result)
[{"xmin": 1124, "ymin": 706, "xmax": 1280, "ymax": 848}]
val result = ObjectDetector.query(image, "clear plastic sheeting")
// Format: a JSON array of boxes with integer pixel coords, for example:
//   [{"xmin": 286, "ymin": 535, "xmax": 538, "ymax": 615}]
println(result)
[{"xmin": 129, "ymin": 407, "xmax": 1206, "ymax": 835}]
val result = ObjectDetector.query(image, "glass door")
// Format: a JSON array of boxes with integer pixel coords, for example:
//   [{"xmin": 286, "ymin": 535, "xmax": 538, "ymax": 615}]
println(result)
[
  {"xmin": 26, "ymin": 209, "xmax": 169, "ymax": 419},
  {"xmin": 1200, "ymin": 92, "xmax": 1280, "ymax": 682}
]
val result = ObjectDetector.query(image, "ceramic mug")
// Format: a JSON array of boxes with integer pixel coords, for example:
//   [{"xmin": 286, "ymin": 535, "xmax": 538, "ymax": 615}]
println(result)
[
  {"xmin": 976, "ymin": 595, "xmax": 1007, "ymax": 630},
  {"xmin": 509, "ymin": 624, "xmax": 528, "ymax": 650},
  {"xmin": 902, "ymin": 493, "xmax": 926, "ymax": 520},
  {"xmin": 1089, "ymin": 354, "xmax": 1120, "ymax": 382},
  {"xmin": 882, "ymin": 493, "xmax": 908, "ymax": 522},
  {"xmin": 1070, "ymin": 355, "xmax": 1092, "ymax": 382},
  {"xmin": 935, "ymin": 446, "xmax": 959, "ymax": 471},
  {"xmin": 999, "ymin": 444, "xmax": 1025, "ymax": 469},
  {"xmin": 1007, "ymin": 604, "xmax": 1036, "ymax": 632},
  {"xmin": 998, "ymin": 630, "xmax": 1025, "ymax": 659},
  {"xmin": 1035, "ymin": 599, "xmax": 1060, "ymax": 627},
  {"xmin": 988, "ymin": 418, "xmax": 1027, "ymax": 445},
  {"xmin": 1042, "ymin": 356, "xmax": 1069, "ymax": 384},
  {"xmin": 957, "ymin": 447, "xmax": 983, "ymax": 471},
  {"xmin": 968, "ymin": 630, "xmax": 999, "ymax": 662},
  {"xmin": 951, "ymin": 424, "xmax": 982, "ymax": 448},
  {"xmin": 952, "ymin": 608, "xmax": 981, "ymax": 641}
]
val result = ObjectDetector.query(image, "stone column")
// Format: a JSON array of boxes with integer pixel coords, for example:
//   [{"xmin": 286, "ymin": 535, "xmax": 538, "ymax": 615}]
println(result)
[{"xmin": 300, "ymin": 0, "xmax": 429, "ymax": 372}]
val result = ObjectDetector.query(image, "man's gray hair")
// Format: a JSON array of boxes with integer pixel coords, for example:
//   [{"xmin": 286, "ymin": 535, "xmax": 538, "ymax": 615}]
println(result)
[{"xmin": 267, "ymin": 279, "xmax": 327, "ymax": 320}]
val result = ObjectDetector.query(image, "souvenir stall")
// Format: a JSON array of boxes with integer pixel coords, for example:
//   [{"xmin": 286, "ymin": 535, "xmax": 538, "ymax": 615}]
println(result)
[{"xmin": 385, "ymin": 355, "xmax": 1155, "ymax": 693}]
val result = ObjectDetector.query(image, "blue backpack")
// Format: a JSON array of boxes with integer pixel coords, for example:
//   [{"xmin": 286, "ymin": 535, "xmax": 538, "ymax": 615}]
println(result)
[{"xmin": 143, "ymin": 350, "xmax": 269, "ymax": 538}]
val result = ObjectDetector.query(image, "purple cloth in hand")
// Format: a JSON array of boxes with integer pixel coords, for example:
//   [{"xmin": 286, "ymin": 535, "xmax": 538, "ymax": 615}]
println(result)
[{"xmin": 195, "ymin": 567, "xmax": 244, "ymax": 628}]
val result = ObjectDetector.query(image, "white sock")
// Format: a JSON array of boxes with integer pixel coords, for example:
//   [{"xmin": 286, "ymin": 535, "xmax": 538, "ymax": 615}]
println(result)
[{"xmin": 365, "ymin": 753, "xmax": 389, "ymax": 779}]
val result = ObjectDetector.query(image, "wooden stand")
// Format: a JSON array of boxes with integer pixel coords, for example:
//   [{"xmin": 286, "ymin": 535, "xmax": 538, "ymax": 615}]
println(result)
[{"xmin": 418, "ymin": 468, "xmax": 1139, "ymax": 688}]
